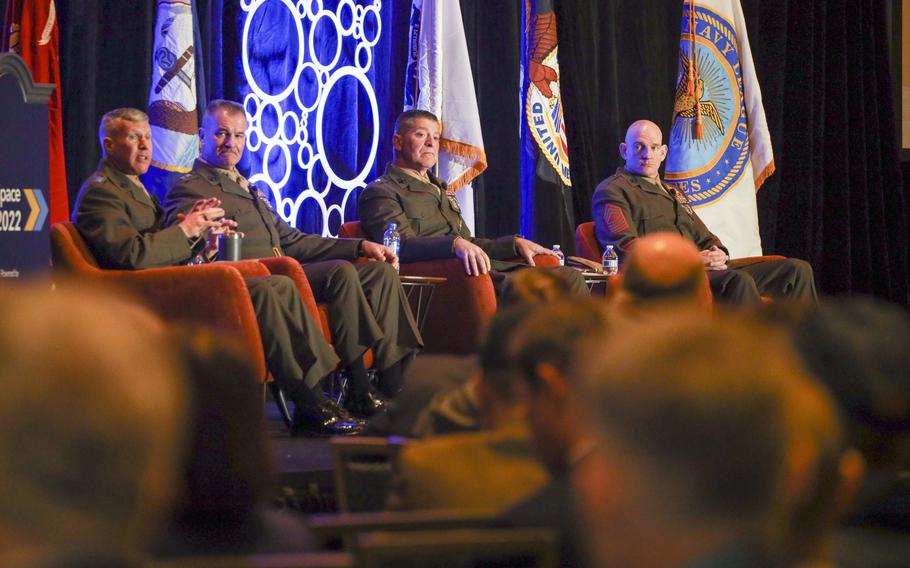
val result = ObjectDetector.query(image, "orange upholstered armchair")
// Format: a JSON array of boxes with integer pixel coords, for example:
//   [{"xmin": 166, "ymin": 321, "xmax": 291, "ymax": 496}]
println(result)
[
  {"xmin": 339, "ymin": 221, "xmax": 558, "ymax": 355},
  {"xmin": 51, "ymin": 221, "xmax": 271, "ymax": 382},
  {"xmin": 575, "ymin": 221, "xmax": 785, "ymax": 304}
]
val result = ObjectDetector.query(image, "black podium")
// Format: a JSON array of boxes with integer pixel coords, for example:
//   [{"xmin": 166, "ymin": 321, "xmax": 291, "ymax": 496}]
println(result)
[{"xmin": 0, "ymin": 53, "xmax": 53, "ymax": 280}]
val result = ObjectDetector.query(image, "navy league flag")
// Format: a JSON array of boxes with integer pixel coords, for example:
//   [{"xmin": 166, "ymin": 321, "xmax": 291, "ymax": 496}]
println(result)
[{"xmin": 665, "ymin": 0, "xmax": 774, "ymax": 258}]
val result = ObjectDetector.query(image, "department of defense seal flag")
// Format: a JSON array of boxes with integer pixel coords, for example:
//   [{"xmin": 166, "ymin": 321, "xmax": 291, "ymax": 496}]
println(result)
[
  {"xmin": 665, "ymin": 0, "xmax": 774, "ymax": 258},
  {"xmin": 404, "ymin": 0, "xmax": 486, "ymax": 235}
]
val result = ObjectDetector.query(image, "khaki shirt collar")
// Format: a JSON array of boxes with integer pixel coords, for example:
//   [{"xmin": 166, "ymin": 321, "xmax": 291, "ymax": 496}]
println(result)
[
  {"xmin": 99, "ymin": 158, "xmax": 155, "ymax": 207},
  {"xmin": 385, "ymin": 163, "xmax": 447, "ymax": 197},
  {"xmin": 617, "ymin": 167, "xmax": 672, "ymax": 199}
]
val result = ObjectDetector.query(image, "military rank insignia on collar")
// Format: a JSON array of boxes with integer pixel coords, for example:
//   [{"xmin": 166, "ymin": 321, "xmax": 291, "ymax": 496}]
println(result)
[
  {"xmin": 446, "ymin": 193, "xmax": 462, "ymax": 214},
  {"xmin": 93, "ymin": 175, "xmax": 106, "ymax": 184},
  {"xmin": 253, "ymin": 187, "xmax": 275, "ymax": 212}
]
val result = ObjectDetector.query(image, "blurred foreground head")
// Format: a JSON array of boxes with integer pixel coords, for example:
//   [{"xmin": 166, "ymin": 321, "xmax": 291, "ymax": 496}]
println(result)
[
  {"xmin": 789, "ymin": 297, "xmax": 910, "ymax": 474},
  {"xmin": 508, "ymin": 298, "xmax": 610, "ymax": 473},
  {"xmin": 0, "ymin": 283, "xmax": 187, "ymax": 565},
  {"xmin": 574, "ymin": 313, "xmax": 841, "ymax": 568},
  {"xmin": 615, "ymin": 232, "xmax": 710, "ymax": 315}
]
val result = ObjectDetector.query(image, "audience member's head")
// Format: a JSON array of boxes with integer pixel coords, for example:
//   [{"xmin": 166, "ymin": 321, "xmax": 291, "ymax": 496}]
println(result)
[
  {"xmin": 572, "ymin": 313, "xmax": 841, "ymax": 568},
  {"xmin": 615, "ymin": 232, "xmax": 710, "ymax": 315},
  {"xmin": 782, "ymin": 297, "xmax": 910, "ymax": 518},
  {"xmin": 0, "ymin": 283, "xmax": 186, "ymax": 566},
  {"xmin": 791, "ymin": 297, "xmax": 910, "ymax": 471},
  {"xmin": 474, "ymin": 304, "xmax": 536, "ymax": 429},
  {"xmin": 508, "ymin": 298, "xmax": 610, "ymax": 473},
  {"xmin": 500, "ymin": 267, "xmax": 577, "ymax": 308}
]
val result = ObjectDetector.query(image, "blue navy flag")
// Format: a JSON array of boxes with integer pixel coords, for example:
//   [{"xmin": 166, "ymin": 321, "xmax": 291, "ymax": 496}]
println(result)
[{"xmin": 519, "ymin": 0, "xmax": 574, "ymax": 253}]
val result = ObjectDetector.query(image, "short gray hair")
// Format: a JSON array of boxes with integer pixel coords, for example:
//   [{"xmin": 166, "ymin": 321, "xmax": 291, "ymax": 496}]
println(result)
[{"xmin": 98, "ymin": 107, "xmax": 149, "ymax": 147}]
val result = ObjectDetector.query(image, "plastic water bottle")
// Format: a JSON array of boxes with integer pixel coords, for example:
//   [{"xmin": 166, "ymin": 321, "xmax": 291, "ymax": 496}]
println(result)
[
  {"xmin": 551, "ymin": 244, "xmax": 565, "ymax": 266},
  {"xmin": 383, "ymin": 223, "xmax": 401, "ymax": 270},
  {"xmin": 602, "ymin": 245, "xmax": 619, "ymax": 276}
]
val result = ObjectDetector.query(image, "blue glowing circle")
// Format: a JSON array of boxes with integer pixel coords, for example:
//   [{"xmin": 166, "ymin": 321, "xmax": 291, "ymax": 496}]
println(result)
[
  {"xmin": 297, "ymin": 142, "xmax": 313, "ymax": 169},
  {"xmin": 294, "ymin": 62, "xmax": 322, "ymax": 112},
  {"xmin": 315, "ymin": 67, "xmax": 378, "ymax": 190},
  {"xmin": 262, "ymin": 141, "xmax": 292, "ymax": 188},
  {"xmin": 359, "ymin": 3, "xmax": 381, "ymax": 47},
  {"xmin": 326, "ymin": 206, "xmax": 342, "ymax": 234},
  {"xmin": 355, "ymin": 42, "xmax": 371, "ymax": 71},
  {"xmin": 242, "ymin": 0, "xmax": 304, "ymax": 102},
  {"xmin": 303, "ymin": 0, "xmax": 322, "ymax": 19},
  {"xmin": 336, "ymin": 0, "xmax": 356, "ymax": 36},
  {"xmin": 259, "ymin": 101, "xmax": 281, "ymax": 141},
  {"xmin": 247, "ymin": 128, "xmax": 262, "ymax": 152},
  {"xmin": 309, "ymin": 9, "xmax": 342, "ymax": 71},
  {"xmin": 281, "ymin": 111, "xmax": 299, "ymax": 143}
]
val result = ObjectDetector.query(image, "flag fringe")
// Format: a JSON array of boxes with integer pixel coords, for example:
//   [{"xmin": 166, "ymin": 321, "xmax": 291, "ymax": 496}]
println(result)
[{"xmin": 753, "ymin": 160, "xmax": 775, "ymax": 192}]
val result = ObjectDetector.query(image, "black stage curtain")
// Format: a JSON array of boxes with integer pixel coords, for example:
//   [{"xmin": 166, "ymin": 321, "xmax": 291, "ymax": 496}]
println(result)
[{"xmin": 54, "ymin": 0, "xmax": 909, "ymax": 302}]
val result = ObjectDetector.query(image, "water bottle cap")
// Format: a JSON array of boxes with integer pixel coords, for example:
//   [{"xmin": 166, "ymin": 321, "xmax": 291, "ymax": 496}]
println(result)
[{"xmin": 388, "ymin": 222, "xmax": 398, "ymax": 230}]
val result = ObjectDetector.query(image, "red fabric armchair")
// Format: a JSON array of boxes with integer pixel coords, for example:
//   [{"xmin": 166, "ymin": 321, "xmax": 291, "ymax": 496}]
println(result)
[
  {"xmin": 50, "ymin": 221, "xmax": 270, "ymax": 381},
  {"xmin": 575, "ymin": 221, "xmax": 784, "ymax": 304},
  {"xmin": 339, "ymin": 221, "xmax": 493, "ymax": 355},
  {"xmin": 339, "ymin": 221, "xmax": 559, "ymax": 355}
]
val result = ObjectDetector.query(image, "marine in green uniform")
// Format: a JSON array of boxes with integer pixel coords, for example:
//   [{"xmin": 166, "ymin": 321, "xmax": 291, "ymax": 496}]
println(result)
[
  {"xmin": 593, "ymin": 120, "xmax": 817, "ymax": 305},
  {"xmin": 73, "ymin": 107, "xmax": 360, "ymax": 436},
  {"xmin": 165, "ymin": 100, "xmax": 422, "ymax": 405},
  {"xmin": 359, "ymin": 109, "xmax": 587, "ymax": 295}
]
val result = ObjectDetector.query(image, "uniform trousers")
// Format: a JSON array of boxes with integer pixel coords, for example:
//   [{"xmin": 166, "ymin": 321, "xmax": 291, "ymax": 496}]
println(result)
[
  {"xmin": 707, "ymin": 258, "xmax": 817, "ymax": 306},
  {"xmin": 302, "ymin": 260, "xmax": 422, "ymax": 372},
  {"xmin": 244, "ymin": 275, "xmax": 339, "ymax": 394}
]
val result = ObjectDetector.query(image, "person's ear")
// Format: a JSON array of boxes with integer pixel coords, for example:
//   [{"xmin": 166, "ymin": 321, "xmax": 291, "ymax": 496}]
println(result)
[
  {"xmin": 536, "ymin": 362, "xmax": 569, "ymax": 402},
  {"xmin": 833, "ymin": 448, "xmax": 866, "ymax": 519},
  {"xmin": 103, "ymin": 137, "xmax": 114, "ymax": 153},
  {"xmin": 392, "ymin": 132, "xmax": 403, "ymax": 152},
  {"xmin": 619, "ymin": 142, "xmax": 628, "ymax": 160},
  {"xmin": 659, "ymin": 144, "xmax": 668, "ymax": 160}
]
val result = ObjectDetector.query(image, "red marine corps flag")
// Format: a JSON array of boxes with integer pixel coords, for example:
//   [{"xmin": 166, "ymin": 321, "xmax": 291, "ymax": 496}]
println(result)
[{"xmin": 3, "ymin": 0, "xmax": 68, "ymax": 223}]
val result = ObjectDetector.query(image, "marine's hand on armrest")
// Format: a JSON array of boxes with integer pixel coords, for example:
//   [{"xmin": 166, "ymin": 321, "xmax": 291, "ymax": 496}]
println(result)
[
  {"xmin": 454, "ymin": 237, "xmax": 491, "ymax": 276},
  {"xmin": 360, "ymin": 240, "xmax": 400, "ymax": 270},
  {"xmin": 514, "ymin": 237, "xmax": 555, "ymax": 266}
]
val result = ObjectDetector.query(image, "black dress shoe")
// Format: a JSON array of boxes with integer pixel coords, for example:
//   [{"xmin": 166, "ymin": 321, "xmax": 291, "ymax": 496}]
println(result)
[
  {"xmin": 292, "ymin": 400, "xmax": 363, "ymax": 437},
  {"xmin": 344, "ymin": 390, "xmax": 387, "ymax": 418}
]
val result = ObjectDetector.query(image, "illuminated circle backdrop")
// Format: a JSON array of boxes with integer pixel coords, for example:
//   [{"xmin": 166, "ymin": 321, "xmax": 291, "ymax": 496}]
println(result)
[{"xmin": 239, "ymin": 0, "xmax": 383, "ymax": 236}]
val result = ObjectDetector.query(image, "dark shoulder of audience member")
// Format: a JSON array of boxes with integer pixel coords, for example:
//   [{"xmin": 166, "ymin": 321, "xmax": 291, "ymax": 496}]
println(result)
[{"xmin": 152, "ymin": 328, "xmax": 315, "ymax": 559}]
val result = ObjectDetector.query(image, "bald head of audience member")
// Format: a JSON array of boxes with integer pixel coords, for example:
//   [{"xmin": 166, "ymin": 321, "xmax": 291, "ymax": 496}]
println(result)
[
  {"xmin": 616, "ymin": 232, "xmax": 710, "ymax": 313},
  {"xmin": 0, "ymin": 284, "xmax": 187, "ymax": 566},
  {"xmin": 572, "ymin": 314, "xmax": 841, "ymax": 568}
]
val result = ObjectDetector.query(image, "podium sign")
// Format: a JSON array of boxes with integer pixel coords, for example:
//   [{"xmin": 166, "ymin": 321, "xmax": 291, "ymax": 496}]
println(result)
[{"xmin": 0, "ymin": 54, "xmax": 53, "ymax": 280}]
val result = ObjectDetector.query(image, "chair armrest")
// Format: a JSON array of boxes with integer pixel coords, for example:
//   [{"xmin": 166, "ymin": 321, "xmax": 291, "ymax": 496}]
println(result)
[
  {"xmin": 94, "ymin": 264, "xmax": 267, "ymax": 379},
  {"xmin": 531, "ymin": 254, "xmax": 561, "ymax": 268},
  {"xmin": 216, "ymin": 259, "xmax": 272, "ymax": 278},
  {"xmin": 399, "ymin": 259, "xmax": 496, "ymax": 355}
]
